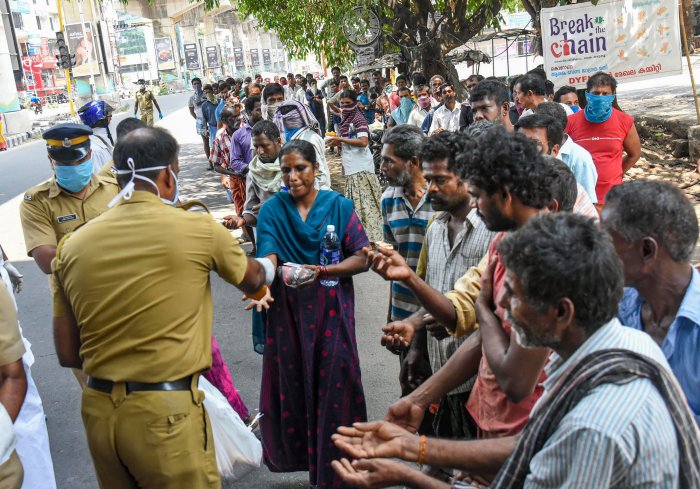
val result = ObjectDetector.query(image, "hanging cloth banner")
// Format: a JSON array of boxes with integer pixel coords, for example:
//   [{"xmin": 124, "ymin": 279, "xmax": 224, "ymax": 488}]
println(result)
[{"xmin": 542, "ymin": 0, "xmax": 681, "ymax": 88}]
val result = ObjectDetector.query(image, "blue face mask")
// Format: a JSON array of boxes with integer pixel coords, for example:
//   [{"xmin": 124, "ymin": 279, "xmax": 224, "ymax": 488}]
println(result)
[
  {"xmin": 55, "ymin": 159, "xmax": 93, "ymax": 193},
  {"xmin": 584, "ymin": 92, "xmax": 615, "ymax": 123},
  {"xmin": 284, "ymin": 127, "xmax": 302, "ymax": 141}
]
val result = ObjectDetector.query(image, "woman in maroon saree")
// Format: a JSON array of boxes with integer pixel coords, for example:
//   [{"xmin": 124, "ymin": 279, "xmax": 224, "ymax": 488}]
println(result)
[{"xmin": 252, "ymin": 139, "xmax": 369, "ymax": 488}]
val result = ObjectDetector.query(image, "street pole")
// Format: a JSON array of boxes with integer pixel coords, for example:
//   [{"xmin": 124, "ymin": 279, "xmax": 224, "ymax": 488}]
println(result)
[
  {"xmin": 55, "ymin": 0, "xmax": 76, "ymax": 116},
  {"xmin": 77, "ymin": 0, "xmax": 97, "ymax": 100}
]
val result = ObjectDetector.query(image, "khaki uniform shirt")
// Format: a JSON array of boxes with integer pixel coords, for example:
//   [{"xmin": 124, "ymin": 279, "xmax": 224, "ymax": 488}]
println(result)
[
  {"xmin": 0, "ymin": 283, "xmax": 24, "ymax": 367},
  {"xmin": 20, "ymin": 173, "xmax": 118, "ymax": 256},
  {"xmin": 52, "ymin": 191, "xmax": 249, "ymax": 382},
  {"xmin": 135, "ymin": 90, "xmax": 155, "ymax": 114}
]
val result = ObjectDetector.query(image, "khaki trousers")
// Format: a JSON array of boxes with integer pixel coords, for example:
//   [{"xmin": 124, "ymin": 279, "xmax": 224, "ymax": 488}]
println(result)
[
  {"xmin": 0, "ymin": 451, "xmax": 23, "ymax": 489},
  {"xmin": 81, "ymin": 376, "xmax": 220, "ymax": 489},
  {"xmin": 140, "ymin": 111, "xmax": 154, "ymax": 126}
]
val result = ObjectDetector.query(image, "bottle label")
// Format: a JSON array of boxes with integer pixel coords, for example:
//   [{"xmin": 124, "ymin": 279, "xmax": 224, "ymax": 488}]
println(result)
[{"xmin": 320, "ymin": 249, "xmax": 341, "ymax": 266}]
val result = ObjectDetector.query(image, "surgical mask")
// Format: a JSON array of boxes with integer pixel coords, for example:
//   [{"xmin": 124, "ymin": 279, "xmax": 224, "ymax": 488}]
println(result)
[
  {"xmin": 265, "ymin": 102, "xmax": 281, "ymax": 120},
  {"xmin": 417, "ymin": 95, "xmax": 431, "ymax": 110},
  {"xmin": 108, "ymin": 158, "xmax": 179, "ymax": 208},
  {"xmin": 584, "ymin": 92, "xmax": 615, "ymax": 123},
  {"xmin": 55, "ymin": 159, "xmax": 93, "ymax": 193},
  {"xmin": 206, "ymin": 94, "xmax": 216, "ymax": 103}
]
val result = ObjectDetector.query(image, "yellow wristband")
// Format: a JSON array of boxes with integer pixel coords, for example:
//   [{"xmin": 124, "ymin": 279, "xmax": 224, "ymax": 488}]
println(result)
[{"xmin": 249, "ymin": 285, "xmax": 268, "ymax": 301}]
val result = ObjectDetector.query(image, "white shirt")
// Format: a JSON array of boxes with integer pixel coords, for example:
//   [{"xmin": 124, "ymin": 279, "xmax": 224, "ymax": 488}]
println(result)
[
  {"xmin": 520, "ymin": 103, "xmax": 573, "ymax": 120},
  {"xmin": 341, "ymin": 131, "xmax": 374, "ymax": 176},
  {"xmin": 407, "ymin": 106, "xmax": 428, "ymax": 128},
  {"xmin": 559, "ymin": 136, "xmax": 598, "ymax": 204},
  {"xmin": 428, "ymin": 103, "xmax": 461, "ymax": 135},
  {"xmin": 90, "ymin": 127, "xmax": 113, "ymax": 174}
]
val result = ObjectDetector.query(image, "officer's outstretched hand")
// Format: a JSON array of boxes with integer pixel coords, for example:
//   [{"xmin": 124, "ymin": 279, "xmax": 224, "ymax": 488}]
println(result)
[{"xmin": 243, "ymin": 287, "xmax": 274, "ymax": 313}]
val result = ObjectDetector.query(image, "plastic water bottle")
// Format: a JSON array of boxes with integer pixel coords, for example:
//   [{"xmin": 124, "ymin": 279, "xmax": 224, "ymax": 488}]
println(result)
[{"xmin": 319, "ymin": 225, "xmax": 340, "ymax": 287}]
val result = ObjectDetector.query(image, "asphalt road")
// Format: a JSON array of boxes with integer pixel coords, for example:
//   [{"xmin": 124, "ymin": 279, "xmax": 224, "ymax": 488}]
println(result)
[{"xmin": 0, "ymin": 92, "xmax": 400, "ymax": 488}]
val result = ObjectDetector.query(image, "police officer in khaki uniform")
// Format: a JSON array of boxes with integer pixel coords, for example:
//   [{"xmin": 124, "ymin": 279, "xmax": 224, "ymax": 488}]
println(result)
[
  {"xmin": 133, "ymin": 79, "xmax": 163, "ymax": 127},
  {"xmin": 52, "ymin": 126, "xmax": 275, "ymax": 489},
  {"xmin": 0, "ymin": 282, "xmax": 27, "ymax": 489},
  {"xmin": 20, "ymin": 123, "xmax": 118, "ymax": 275}
]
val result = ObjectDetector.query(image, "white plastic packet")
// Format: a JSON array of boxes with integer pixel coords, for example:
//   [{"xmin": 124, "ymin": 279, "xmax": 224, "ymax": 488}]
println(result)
[{"xmin": 198, "ymin": 377, "xmax": 263, "ymax": 480}]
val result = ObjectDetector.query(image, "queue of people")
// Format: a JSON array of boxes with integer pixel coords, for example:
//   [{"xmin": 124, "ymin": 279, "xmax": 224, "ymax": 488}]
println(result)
[{"xmin": 1, "ymin": 65, "xmax": 698, "ymax": 489}]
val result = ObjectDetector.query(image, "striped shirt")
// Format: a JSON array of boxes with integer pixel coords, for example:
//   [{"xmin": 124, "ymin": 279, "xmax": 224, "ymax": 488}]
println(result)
[
  {"xmin": 381, "ymin": 185, "xmax": 434, "ymax": 321},
  {"xmin": 417, "ymin": 210, "xmax": 495, "ymax": 394},
  {"xmin": 526, "ymin": 319, "xmax": 679, "ymax": 488}
]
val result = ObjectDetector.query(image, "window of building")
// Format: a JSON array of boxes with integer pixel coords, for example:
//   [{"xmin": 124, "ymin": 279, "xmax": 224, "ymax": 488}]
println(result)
[
  {"xmin": 12, "ymin": 12, "xmax": 24, "ymax": 30},
  {"xmin": 36, "ymin": 15, "xmax": 42, "ymax": 30},
  {"xmin": 516, "ymin": 39, "xmax": 532, "ymax": 57}
]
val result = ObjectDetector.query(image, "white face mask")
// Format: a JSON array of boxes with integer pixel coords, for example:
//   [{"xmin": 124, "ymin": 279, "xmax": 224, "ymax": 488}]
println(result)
[
  {"xmin": 265, "ymin": 101, "xmax": 282, "ymax": 120},
  {"xmin": 108, "ymin": 158, "xmax": 180, "ymax": 208}
]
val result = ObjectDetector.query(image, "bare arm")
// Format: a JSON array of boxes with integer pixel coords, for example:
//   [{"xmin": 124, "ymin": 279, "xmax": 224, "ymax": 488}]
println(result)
[
  {"xmin": 477, "ymin": 300, "xmax": 549, "ymax": 402},
  {"xmin": 189, "ymin": 106, "xmax": 196, "ymax": 119},
  {"xmin": 133, "ymin": 98, "xmax": 139, "ymax": 116},
  {"xmin": 408, "ymin": 329, "xmax": 482, "ymax": 409},
  {"xmin": 622, "ymin": 123, "xmax": 641, "ymax": 173},
  {"xmin": 0, "ymin": 360, "xmax": 27, "ymax": 421},
  {"xmin": 326, "ymin": 251, "xmax": 369, "ymax": 277},
  {"xmin": 31, "ymin": 245, "xmax": 57, "ymax": 275},
  {"xmin": 333, "ymin": 136, "xmax": 369, "ymax": 148},
  {"xmin": 404, "ymin": 272, "xmax": 459, "ymax": 330},
  {"xmin": 237, "ymin": 257, "xmax": 268, "ymax": 295},
  {"xmin": 53, "ymin": 313, "xmax": 82, "ymax": 369},
  {"xmin": 153, "ymin": 97, "xmax": 161, "ymax": 113}
]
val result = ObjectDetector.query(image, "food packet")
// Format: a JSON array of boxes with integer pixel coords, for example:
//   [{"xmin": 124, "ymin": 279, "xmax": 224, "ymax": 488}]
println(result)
[{"xmin": 278, "ymin": 263, "xmax": 316, "ymax": 288}]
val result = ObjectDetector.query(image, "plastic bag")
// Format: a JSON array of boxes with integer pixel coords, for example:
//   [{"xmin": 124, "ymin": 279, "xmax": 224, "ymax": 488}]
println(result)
[{"xmin": 198, "ymin": 377, "xmax": 262, "ymax": 480}]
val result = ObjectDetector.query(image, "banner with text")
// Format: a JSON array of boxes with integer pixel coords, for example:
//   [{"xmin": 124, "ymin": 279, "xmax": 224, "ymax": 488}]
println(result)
[{"xmin": 541, "ymin": 0, "xmax": 681, "ymax": 88}]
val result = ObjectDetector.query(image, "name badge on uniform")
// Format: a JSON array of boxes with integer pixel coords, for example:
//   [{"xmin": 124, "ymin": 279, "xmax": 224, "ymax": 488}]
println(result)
[
  {"xmin": 57, "ymin": 213, "xmax": 78, "ymax": 223},
  {"xmin": 24, "ymin": 194, "xmax": 32, "ymax": 201}
]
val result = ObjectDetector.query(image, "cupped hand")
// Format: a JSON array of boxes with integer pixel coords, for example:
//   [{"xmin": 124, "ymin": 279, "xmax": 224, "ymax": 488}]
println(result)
[
  {"xmin": 331, "ymin": 458, "xmax": 412, "ymax": 489},
  {"xmin": 332, "ymin": 420, "xmax": 416, "ymax": 461},
  {"xmin": 385, "ymin": 396, "xmax": 426, "ymax": 432},
  {"xmin": 381, "ymin": 321, "xmax": 415, "ymax": 353}
]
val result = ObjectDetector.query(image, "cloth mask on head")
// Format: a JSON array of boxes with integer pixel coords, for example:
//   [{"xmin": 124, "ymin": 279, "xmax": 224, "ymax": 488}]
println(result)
[
  {"xmin": 55, "ymin": 159, "xmax": 93, "ymax": 193},
  {"xmin": 584, "ymin": 92, "xmax": 615, "ymax": 123},
  {"xmin": 108, "ymin": 157, "xmax": 179, "ymax": 208}
]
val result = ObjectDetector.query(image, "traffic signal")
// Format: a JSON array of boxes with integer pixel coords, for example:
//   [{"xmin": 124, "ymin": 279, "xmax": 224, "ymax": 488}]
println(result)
[{"xmin": 55, "ymin": 31, "xmax": 73, "ymax": 69}]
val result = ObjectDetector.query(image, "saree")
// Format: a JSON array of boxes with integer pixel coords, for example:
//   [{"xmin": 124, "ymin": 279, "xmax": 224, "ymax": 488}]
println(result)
[{"xmin": 256, "ymin": 190, "xmax": 369, "ymax": 489}]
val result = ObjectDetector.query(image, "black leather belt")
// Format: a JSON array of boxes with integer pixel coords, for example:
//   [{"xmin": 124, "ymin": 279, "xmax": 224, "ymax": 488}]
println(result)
[{"xmin": 87, "ymin": 376, "xmax": 193, "ymax": 394}]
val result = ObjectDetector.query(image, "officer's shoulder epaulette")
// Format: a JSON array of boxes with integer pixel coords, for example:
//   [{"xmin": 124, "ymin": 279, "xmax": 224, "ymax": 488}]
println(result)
[
  {"xmin": 178, "ymin": 200, "xmax": 211, "ymax": 214},
  {"xmin": 23, "ymin": 181, "xmax": 51, "ymax": 201}
]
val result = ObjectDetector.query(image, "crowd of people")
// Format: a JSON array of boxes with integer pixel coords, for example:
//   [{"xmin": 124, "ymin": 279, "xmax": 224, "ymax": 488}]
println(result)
[{"xmin": 1, "ymin": 62, "xmax": 699, "ymax": 489}]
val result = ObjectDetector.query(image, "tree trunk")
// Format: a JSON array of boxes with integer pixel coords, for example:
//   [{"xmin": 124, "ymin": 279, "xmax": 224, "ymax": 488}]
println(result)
[
  {"xmin": 404, "ymin": 39, "xmax": 467, "ymax": 99},
  {"xmin": 681, "ymin": 0, "xmax": 695, "ymax": 54}
]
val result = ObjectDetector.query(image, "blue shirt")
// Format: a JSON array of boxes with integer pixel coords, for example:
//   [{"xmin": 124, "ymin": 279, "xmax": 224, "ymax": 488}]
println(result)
[
  {"xmin": 201, "ymin": 100, "xmax": 218, "ymax": 127},
  {"xmin": 527, "ymin": 319, "xmax": 679, "ymax": 488},
  {"xmin": 617, "ymin": 267, "xmax": 700, "ymax": 425},
  {"xmin": 357, "ymin": 92, "xmax": 373, "ymax": 123},
  {"xmin": 559, "ymin": 135, "xmax": 598, "ymax": 204},
  {"xmin": 215, "ymin": 99, "xmax": 225, "ymax": 123}
]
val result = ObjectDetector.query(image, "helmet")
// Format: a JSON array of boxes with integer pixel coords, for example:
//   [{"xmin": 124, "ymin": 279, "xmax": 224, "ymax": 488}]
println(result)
[{"xmin": 78, "ymin": 100, "xmax": 114, "ymax": 127}]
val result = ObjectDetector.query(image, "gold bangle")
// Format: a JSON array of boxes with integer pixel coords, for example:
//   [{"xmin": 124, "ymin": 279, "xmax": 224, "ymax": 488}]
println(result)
[
  {"xmin": 249, "ymin": 285, "xmax": 268, "ymax": 301},
  {"xmin": 417, "ymin": 434, "xmax": 427, "ymax": 467}
]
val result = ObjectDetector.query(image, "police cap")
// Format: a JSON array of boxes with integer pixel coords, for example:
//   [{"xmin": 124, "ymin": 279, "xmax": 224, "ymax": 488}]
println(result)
[{"xmin": 43, "ymin": 123, "xmax": 93, "ymax": 163}]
